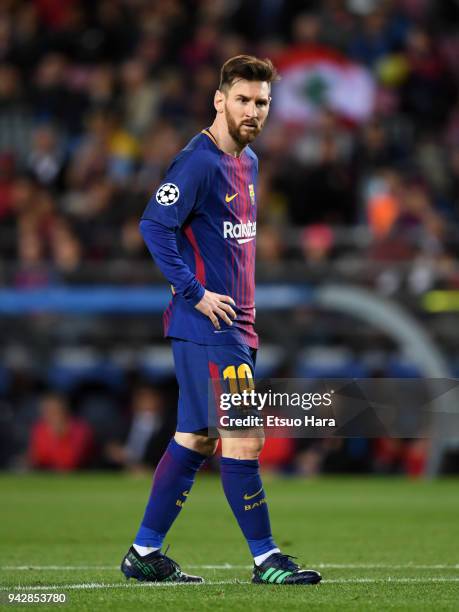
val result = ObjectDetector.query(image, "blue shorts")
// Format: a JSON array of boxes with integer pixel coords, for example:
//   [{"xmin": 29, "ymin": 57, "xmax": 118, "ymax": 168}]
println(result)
[{"xmin": 172, "ymin": 339, "xmax": 257, "ymax": 433}]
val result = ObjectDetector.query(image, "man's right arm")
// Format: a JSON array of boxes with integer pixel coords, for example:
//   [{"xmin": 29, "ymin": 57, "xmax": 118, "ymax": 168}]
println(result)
[
  {"xmin": 140, "ymin": 151, "xmax": 237, "ymax": 328},
  {"xmin": 140, "ymin": 219, "xmax": 236, "ymax": 328},
  {"xmin": 139, "ymin": 219, "xmax": 205, "ymax": 307}
]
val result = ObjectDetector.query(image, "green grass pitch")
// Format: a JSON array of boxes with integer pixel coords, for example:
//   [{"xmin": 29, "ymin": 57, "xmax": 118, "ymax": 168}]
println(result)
[{"xmin": 0, "ymin": 474, "xmax": 458, "ymax": 611}]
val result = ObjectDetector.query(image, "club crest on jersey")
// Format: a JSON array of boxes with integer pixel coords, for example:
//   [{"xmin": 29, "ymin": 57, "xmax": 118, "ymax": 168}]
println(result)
[
  {"xmin": 156, "ymin": 183, "xmax": 180, "ymax": 206},
  {"xmin": 223, "ymin": 220, "xmax": 256, "ymax": 244},
  {"xmin": 249, "ymin": 184, "xmax": 255, "ymax": 205}
]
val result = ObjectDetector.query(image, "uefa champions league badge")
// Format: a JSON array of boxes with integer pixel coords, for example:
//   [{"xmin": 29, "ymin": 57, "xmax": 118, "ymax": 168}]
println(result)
[{"xmin": 156, "ymin": 183, "xmax": 180, "ymax": 206}]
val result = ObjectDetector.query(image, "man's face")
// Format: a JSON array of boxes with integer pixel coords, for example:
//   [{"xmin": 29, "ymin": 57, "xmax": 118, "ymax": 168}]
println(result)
[
  {"xmin": 41, "ymin": 396, "xmax": 69, "ymax": 434},
  {"xmin": 222, "ymin": 79, "xmax": 271, "ymax": 147}
]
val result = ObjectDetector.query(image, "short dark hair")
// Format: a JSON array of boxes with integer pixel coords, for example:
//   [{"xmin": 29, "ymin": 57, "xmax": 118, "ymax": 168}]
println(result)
[{"xmin": 219, "ymin": 55, "xmax": 279, "ymax": 92}]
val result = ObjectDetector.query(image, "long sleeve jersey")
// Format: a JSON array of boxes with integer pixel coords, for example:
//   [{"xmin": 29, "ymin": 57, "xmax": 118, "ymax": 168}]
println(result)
[{"xmin": 140, "ymin": 129, "xmax": 258, "ymax": 348}]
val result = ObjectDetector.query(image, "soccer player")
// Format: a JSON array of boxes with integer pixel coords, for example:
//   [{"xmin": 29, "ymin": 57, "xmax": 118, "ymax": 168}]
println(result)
[{"xmin": 121, "ymin": 55, "xmax": 322, "ymax": 586}]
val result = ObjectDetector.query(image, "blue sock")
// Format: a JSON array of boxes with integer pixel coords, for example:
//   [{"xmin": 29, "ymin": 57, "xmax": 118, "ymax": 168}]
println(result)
[
  {"xmin": 220, "ymin": 457, "xmax": 278, "ymax": 557},
  {"xmin": 134, "ymin": 439, "xmax": 206, "ymax": 549}
]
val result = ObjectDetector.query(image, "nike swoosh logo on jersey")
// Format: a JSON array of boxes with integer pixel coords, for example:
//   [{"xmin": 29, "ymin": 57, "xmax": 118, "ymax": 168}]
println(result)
[
  {"xmin": 225, "ymin": 192, "xmax": 238, "ymax": 203},
  {"xmin": 243, "ymin": 487, "xmax": 263, "ymax": 500}
]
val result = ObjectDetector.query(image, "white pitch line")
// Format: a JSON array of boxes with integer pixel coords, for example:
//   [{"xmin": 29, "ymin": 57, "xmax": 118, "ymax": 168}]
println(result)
[
  {"xmin": 0, "ymin": 565, "xmax": 251, "ymax": 571},
  {"xmin": 1, "ymin": 578, "xmax": 459, "ymax": 592},
  {"xmin": 317, "ymin": 564, "xmax": 459, "ymax": 570},
  {"xmin": 0, "ymin": 581, "xmax": 245, "ymax": 591},
  {"xmin": 1, "ymin": 567, "xmax": 117, "ymax": 571},
  {"xmin": 326, "ymin": 578, "xmax": 459, "ymax": 584},
  {"xmin": 1, "ymin": 563, "xmax": 459, "ymax": 571}
]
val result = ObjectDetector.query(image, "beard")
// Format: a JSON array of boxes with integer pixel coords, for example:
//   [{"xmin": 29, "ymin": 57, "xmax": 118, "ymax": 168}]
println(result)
[{"xmin": 225, "ymin": 104, "xmax": 263, "ymax": 146}]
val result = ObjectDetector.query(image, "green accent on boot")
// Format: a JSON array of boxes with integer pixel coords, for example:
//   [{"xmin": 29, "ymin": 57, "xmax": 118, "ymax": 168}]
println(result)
[
  {"xmin": 268, "ymin": 569, "xmax": 285, "ymax": 583},
  {"xmin": 261, "ymin": 567, "xmax": 276, "ymax": 581},
  {"xmin": 275, "ymin": 571, "xmax": 293, "ymax": 583}
]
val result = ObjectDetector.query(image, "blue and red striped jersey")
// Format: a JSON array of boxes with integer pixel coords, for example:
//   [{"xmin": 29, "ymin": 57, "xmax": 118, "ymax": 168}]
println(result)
[{"xmin": 140, "ymin": 129, "xmax": 259, "ymax": 349}]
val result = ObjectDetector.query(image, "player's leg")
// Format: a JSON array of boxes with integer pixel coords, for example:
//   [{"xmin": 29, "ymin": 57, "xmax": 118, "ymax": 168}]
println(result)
[
  {"xmin": 133, "ymin": 433, "xmax": 213, "ymax": 554},
  {"xmin": 221, "ymin": 434, "xmax": 321, "ymax": 584},
  {"xmin": 220, "ymin": 433, "xmax": 279, "ymax": 562},
  {"xmin": 216, "ymin": 345, "xmax": 321, "ymax": 585},
  {"xmin": 121, "ymin": 430, "xmax": 213, "ymax": 583},
  {"xmin": 121, "ymin": 340, "xmax": 218, "ymax": 583},
  {"xmin": 212, "ymin": 344, "xmax": 278, "ymax": 561}
]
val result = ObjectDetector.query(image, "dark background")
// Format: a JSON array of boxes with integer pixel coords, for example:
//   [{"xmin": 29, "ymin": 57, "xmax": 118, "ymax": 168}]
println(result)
[{"xmin": 1, "ymin": 0, "xmax": 459, "ymax": 476}]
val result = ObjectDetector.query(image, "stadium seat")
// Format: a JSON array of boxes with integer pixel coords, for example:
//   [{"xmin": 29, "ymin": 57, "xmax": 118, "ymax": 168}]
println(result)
[
  {"xmin": 0, "ymin": 366, "xmax": 10, "ymax": 395},
  {"xmin": 295, "ymin": 347, "xmax": 369, "ymax": 379},
  {"xmin": 78, "ymin": 394, "xmax": 122, "ymax": 441},
  {"xmin": 138, "ymin": 346, "xmax": 176, "ymax": 382},
  {"xmin": 385, "ymin": 357, "xmax": 423, "ymax": 378},
  {"xmin": 255, "ymin": 344, "xmax": 285, "ymax": 378},
  {"xmin": 48, "ymin": 348, "xmax": 125, "ymax": 391}
]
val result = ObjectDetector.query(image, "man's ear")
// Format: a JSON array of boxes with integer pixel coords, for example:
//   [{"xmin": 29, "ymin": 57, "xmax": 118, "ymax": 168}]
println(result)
[{"xmin": 214, "ymin": 89, "xmax": 225, "ymax": 113}]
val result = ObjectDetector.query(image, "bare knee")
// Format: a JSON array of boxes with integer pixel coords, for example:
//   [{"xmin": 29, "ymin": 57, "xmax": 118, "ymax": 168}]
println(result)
[
  {"xmin": 221, "ymin": 436, "xmax": 265, "ymax": 460},
  {"xmin": 174, "ymin": 432, "xmax": 218, "ymax": 457}
]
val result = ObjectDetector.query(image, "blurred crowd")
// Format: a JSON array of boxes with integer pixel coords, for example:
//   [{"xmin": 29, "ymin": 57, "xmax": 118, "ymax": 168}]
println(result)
[
  {"xmin": 0, "ymin": 381, "xmax": 432, "ymax": 477},
  {"xmin": 0, "ymin": 0, "xmax": 458, "ymax": 290},
  {"xmin": 0, "ymin": 380, "xmax": 175, "ymax": 472},
  {"xmin": 2, "ymin": 0, "xmax": 459, "ymax": 476}
]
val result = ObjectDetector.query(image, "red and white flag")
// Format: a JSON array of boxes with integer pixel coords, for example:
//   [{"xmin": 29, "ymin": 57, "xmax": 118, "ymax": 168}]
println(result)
[{"xmin": 273, "ymin": 46, "xmax": 376, "ymax": 125}]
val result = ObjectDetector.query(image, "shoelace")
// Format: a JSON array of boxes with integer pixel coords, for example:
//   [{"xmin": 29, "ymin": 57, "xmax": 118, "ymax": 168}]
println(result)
[
  {"xmin": 267, "ymin": 553, "xmax": 300, "ymax": 572},
  {"xmin": 151, "ymin": 545, "xmax": 180, "ymax": 576}
]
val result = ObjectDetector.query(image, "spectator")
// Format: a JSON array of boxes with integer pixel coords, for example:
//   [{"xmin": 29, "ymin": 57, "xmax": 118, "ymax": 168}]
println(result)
[
  {"xmin": 86, "ymin": 63, "xmax": 116, "ymax": 112},
  {"xmin": 301, "ymin": 224, "xmax": 335, "ymax": 264},
  {"xmin": 50, "ymin": 225, "xmax": 85, "ymax": 284},
  {"xmin": 13, "ymin": 226, "xmax": 51, "ymax": 288},
  {"xmin": 104, "ymin": 385, "xmax": 174, "ymax": 472},
  {"xmin": 257, "ymin": 225, "xmax": 285, "ymax": 265},
  {"xmin": 28, "ymin": 392, "xmax": 94, "ymax": 471},
  {"xmin": 349, "ymin": 7, "xmax": 409, "ymax": 67},
  {"xmin": 0, "ymin": 63, "xmax": 33, "ymax": 163},
  {"xmin": 118, "ymin": 216, "xmax": 149, "ymax": 262},
  {"xmin": 259, "ymin": 438, "xmax": 296, "ymax": 471},
  {"xmin": 0, "ymin": 152, "xmax": 16, "ymax": 221},
  {"xmin": 26, "ymin": 124, "xmax": 66, "ymax": 191},
  {"xmin": 400, "ymin": 26, "xmax": 454, "ymax": 130},
  {"xmin": 31, "ymin": 53, "xmax": 87, "ymax": 134},
  {"xmin": 120, "ymin": 59, "xmax": 159, "ymax": 136}
]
